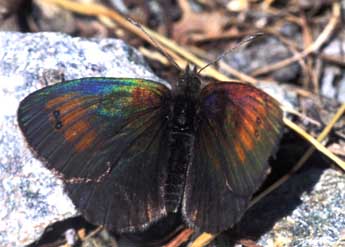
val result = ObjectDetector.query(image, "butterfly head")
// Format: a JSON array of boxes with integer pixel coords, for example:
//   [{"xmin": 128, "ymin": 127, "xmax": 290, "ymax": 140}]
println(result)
[{"xmin": 176, "ymin": 65, "xmax": 201, "ymax": 98}]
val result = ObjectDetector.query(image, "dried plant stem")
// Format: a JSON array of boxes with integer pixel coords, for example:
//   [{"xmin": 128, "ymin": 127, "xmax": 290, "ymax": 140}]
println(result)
[
  {"xmin": 251, "ymin": 104, "xmax": 345, "ymax": 207},
  {"xmin": 189, "ymin": 232, "xmax": 214, "ymax": 247},
  {"xmin": 42, "ymin": 0, "xmax": 256, "ymax": 83},
  {"xmin": 164, "ymin": 228, "xmax": 194, "ymax": 247},
  {"xmin": 251, "ymin": 2, "xmax": 340, "ymax": 77},
  {"xmin": 282, "ymin": 116, "xmax": 345, "ymax": 171}
]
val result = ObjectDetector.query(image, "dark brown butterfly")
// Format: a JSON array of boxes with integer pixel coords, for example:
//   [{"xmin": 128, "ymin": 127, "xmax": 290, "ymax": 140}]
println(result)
[{"xmin": 17, "ymin": 64, "xmax": 283, "ymax": 236}]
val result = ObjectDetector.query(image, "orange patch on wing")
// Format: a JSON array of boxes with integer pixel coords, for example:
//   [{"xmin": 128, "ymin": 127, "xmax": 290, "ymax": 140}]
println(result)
[
  {"xmin": 61, "ymin": 107, "xmax": 90, "ymax": 125},
  {"xmin": 75, "ymin": 129, "xmax": 97, "ymax": 152},
  {"xmin": 238, "ymin": 126, "xmax": 254, "ymax": 150},
  {"xmin": 131, "ymin": 87, "xmax": 159, "ymax": 107},
  {"xmin": 245, "ymin": 98, "xmax": 266, "ymax": 119},
  {"xmin": 63, "ymin": 120, "xmax": 90, "ymax": 142},
  {"xmin": 46, "ymin": 94, "xmax": 77, "ymax": 109},
  {"xmin": 223, "ymin": 119, "xmax": 249, "ymax": 165},
  {"xmin": 241, "ymin": 104, "xmax": 268, "ymax": 134},
  {"xmin": 57, "ymin": 97, "xmax": 88, "ymax": 115},
  {"xmin": 234, "ymin": 142, "xmax": 246, "ymax": 163},
  {"xmin": 239, "ymin": 115, "xmax": 256, "ymax": 137}
]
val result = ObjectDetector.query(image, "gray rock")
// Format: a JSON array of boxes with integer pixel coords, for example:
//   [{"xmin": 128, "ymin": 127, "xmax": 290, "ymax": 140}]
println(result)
[
  {"xmin": 221, "ymin": 168, "xmax": 345, "ymax": 247},
  {"xmin": 338, "ymin": 74, "xmax": 345, "ymax": 103},
  {"xmin": 320, "ymin": 66, "xmax": 339, "ymax": 99},
  {"xmin": 222, "ymin": 37, "xmax": 301, "ymax": 82},
  {"xmin": 321, "ymin": 39, "xmax": 345, "ymax": 103},
  {"xmin": 257, "ymin": 168, "xmax": 345, "ymax": 247},
  {"xmin": 0, "ymin": 32, "xmax": 164, "ymax": 247},
  {"xmin": 256, "ymin": 82, "xmax": 298, "ymax": 111}
]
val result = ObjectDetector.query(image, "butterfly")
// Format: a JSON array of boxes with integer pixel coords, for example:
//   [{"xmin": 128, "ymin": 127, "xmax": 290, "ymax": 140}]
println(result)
[{"xmin": 17, "ymin": 65, "xmax": 283, "ymax": 235}]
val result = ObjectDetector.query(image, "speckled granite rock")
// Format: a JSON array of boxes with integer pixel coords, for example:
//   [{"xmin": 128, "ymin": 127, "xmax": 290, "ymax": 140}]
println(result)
[
  {"xmin": 0, "ymin": 32, "xmax": 164, "ymax": 247},
  {"xmin": 257, "ymin": 168, "xmax": 345, "ymax": 247},
  {"xmin": 219, "ymin": 168, "xmax": 345, "ymax": 247},
  {"xmin": 320, "ymin": 39, "xmax": 345, "ymax": 103}
]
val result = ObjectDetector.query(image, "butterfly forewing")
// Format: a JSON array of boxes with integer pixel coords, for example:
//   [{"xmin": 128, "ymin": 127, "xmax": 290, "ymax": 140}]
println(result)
[
  {"xmin": 183, "ymin": 82, "xmax": 283, "ymax": 233},
  {"xmin": 17, "ymin": 78, "xmax": 171, "ymax": 232}
]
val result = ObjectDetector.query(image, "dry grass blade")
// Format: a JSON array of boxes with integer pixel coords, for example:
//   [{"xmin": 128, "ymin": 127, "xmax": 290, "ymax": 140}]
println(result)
[
  {"xmin": 83, "ymin": 226, "xmax": 103, "ymax": 240},
  {"xmin": 320, "ymin": 54, "xmax": 345, "ymax": 67},
  {"xmin": 281, "ymin": 106, "xmax": 321, "ymax": 127},
  {"xmin": 188, "ymin": 233, "xmax": 214, "ymax": 247},
  {"xmin": 251, "ymin": 2, "xmax": 340, "ymax": 76},
  {"xmin": 283, "ymin": 116, "xmax": 345, "ymax": 171},
  {"xmin": 250, "ymin": 104, "xmax": 345, "ymax": 207},
  {"xmin": 164, "ymin": 228, "xmax": 194, "ymax": 247},
  {"xmin": 42, "ymin": 0, "xmax": 249, "ymax": 82},
  {"xmin": 261, "ymin": 27, "xmax": 309, "ymax": 82}
]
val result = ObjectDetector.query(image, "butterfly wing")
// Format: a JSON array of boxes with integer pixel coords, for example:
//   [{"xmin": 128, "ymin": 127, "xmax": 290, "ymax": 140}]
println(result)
[
  {"xmin": 183, "ymin": 82, "xmax": 283, "ymax": 233},
  {"xmin": 18, "ymin": 77, "xmax": 171, "ymax": 232}
]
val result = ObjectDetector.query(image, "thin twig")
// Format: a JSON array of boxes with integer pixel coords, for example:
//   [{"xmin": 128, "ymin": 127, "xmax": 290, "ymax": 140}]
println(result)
[
  {"xmin": 164, "ymin": 228, "xmax": 194, "ymax": 247},
  {"xmin": 251, "ymin": 2, "xmax": 340, "ymax": 76},
  {"xmin": 83, "ymin": 226, "xmax": 104, "ymax": 240},
  {"xmin": 283, "ymin": 114, "xmax": 345, "ymax": 172},
  {"xmin": 261, "ymin": 27, "xmax": 309, "ymax": 85},
  {"xmin": 42, "ymin": 0, "xmax": 255, "ymax": 83},
  {"xmin": 250, "ymin": 104, "xmax": 345, "ymax": 207},
  {"xmin": 254, "ymin": 4, "xmax": 302, "ymax": 25},
  {"xmin": 320, "ymin": 54, "xmax": 345, "ymax": 67},
  {"xmin": 188, "ymin": 233, "xmax": 214, "ymax": 247},
  {"xmin": 282, "ymin": 106, "xmax": 321, "ymax": 127},
  {"xmin": 300, "ymin": 9, "xmax": 316, "ymax": 91}
]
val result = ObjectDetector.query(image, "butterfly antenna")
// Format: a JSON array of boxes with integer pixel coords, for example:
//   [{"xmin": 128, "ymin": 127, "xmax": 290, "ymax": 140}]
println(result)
[
  {"xmin": 128, "ymin": 18, "xmax": 182, "ymax": 71},
  {"xmin": 197, "ymin": 33, "xmax": 264, "ymax": 75}
]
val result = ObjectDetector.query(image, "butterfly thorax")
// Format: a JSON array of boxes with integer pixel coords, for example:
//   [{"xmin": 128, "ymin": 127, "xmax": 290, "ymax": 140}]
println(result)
[
  {"xmin": 174, "ymin": 65, "xmax": 201, "ymax": 99},
  {"xmin": 165, "ymin": 67, "xmax": 200, "ymax": 213}
]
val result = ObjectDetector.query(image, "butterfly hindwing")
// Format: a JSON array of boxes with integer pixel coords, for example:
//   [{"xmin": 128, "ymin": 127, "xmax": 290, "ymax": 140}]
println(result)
[
  {"xmin": 18, "ymin": 77, "xmax": 171, "ymax": 232},
  {"xmin": 183, "ymin": 82, "xmax": 283, "ymax": 233}
]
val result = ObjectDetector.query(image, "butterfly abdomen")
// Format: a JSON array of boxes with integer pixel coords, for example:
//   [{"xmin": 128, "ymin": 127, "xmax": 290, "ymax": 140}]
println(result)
[{"xmin": 165, "ymin": 96, "xmax": 196, "ymax": 212}]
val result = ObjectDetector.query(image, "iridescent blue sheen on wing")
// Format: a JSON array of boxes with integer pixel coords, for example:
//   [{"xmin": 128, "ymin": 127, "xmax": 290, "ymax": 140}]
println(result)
[{"xmin": 36, "ymin": 78, "xmax": 168, "ymax": 118}]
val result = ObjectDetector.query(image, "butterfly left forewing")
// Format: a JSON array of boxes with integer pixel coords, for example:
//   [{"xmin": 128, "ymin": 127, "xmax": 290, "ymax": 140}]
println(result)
[
  {"xmin": 183, "ymin": 82, "xmax": 283, "ymax": 233},
  {"xmin": 18, "ymin": 77, "xmax": 172, "ymax": 232}
]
